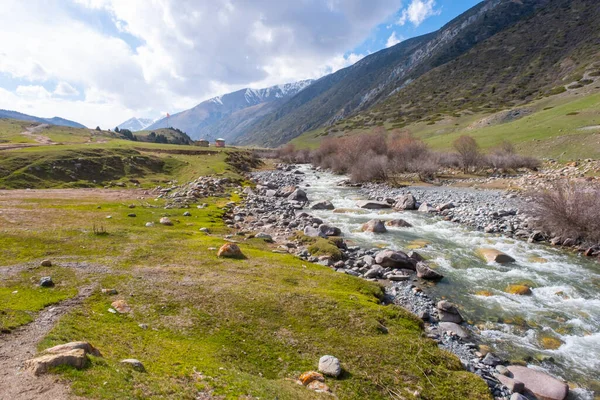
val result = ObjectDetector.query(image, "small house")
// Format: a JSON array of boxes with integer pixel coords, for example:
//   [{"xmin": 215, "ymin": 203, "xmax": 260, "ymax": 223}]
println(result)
[
  {"xmin": 215, "ymin": 138, "xmax": 225, "ymax": 148},
  {"xmin": 196, "ymin": 139, "xmax": 209, "ymax": 147}
]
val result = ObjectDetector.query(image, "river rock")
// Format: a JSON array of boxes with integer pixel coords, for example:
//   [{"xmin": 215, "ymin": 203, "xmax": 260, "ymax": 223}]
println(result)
[
  {"xmin": 477, "ymin": 248, "xmax": 515, "ymax": 264},
  {"xmin": 416, "ymin": 262, "xmax": 443, "ymax": 280},
  {"xmin": 318, "ymin": 355, "xmax": 341, "ymax": 377},
  {"xmin": 505, "ymin": 284, "xmax": 532, "ymax": 296},
  {"xmin": 40, "ymin": 259, "xmax": 52, "ymax": 267},
  {"xmin": 25, "ymin": 349, "xmax": 87, "ymax": 375},
  {"xmin": 375, "ymin": 250, "xmax": 416, "ymax": 270},
  {"xmin": 217, "ymin": 243, "xmax": 245, "ymax": 258},
  {"xmin": 437, "ymin": 300, "xmax": 463, "ymax": 323},
  {"xmin": 393, "ymin": 194, "xmax": 416, "ymax": 210},
  {"xmin": 278, "ymin": 185, "xmax": 297, "ymax": 197},
  {"xmin": 362, "ymin": 219, "xmax": 387, "ymax": 233},
  {"xmin": 438, "ymin": 322, "xmax": 469, "ymax": 338},
  {"xmin": 496, "ymin": 374, "xmax": 525, "ymax": 393},
  {"xmin": 288, "ymin": 188, "xmax": 308, "ymax": 202},
  {"xmin": 385, "ymin": 219, "xmax": 413, "ymax": 228},
  {"xmin": 364, "ymin": 265, "xmax": 383, "ymax": 279},
  {"xmin": 507, "ymin": 366, "xmax": 568, "ymax": 400},
  {"xmin": 482, "ymin": 352, "xmax": 502, "ymax": 366},
  {"xmin": 510, "ymin": 394, "xmax": 528, "ymax": 400},
  {"xmin": 311, "ymin": 200, "xmax": 335, "ymax": 210},
  {"xmin": 319, "ymin": 224, "xmax": 341, "ymax": 237},
  {"xmin": 356, "ymin": 200, "xmax": 391, "ymax": 209},
  {"xmin": 437, "ymin": 202, "xmax": 455, "ymax": 211},
  {"xmin": 418, "ymin": 203, "xmax": 436, "ymax": 213},
  {"xmin": 304, "ymin": 226, "xmax": 326, "ymax": 238}
]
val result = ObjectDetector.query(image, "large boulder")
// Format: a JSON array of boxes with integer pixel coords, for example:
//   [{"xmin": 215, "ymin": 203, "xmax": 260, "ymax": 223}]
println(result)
[
  {"xmin": 507, "ymin": 366, "xmax": 568, "ymax": 400},
  {"xmin": 364, "ymin": 265, "xmax": 383, "ymax": 279},
  {"xmin": 311, "ymin": 200, "xmax": 335, "ymax": 210},
  {"xmin": 385, "ymin": 219, "xmax": 413, "ymax": 228},
  {"xmin": 278, "ymin": 185, "xmax": 297, "ymax": 197},
  {"xmin": 375, "ymin": 250, "xmax": 416, "ymax": 270},
  {"xmin": 477, "ymin": 248, "xmax": 515, "ymax": 264},
  {"xmin": 288, "ymin": 189, "xmax": 308, "ymax": 202},
  {"xmin": 217, "ymin": 243, "xmax": 245, "ymax": 259},
  {"xmin": 25, "ymin": 349, "xmax": 87, "ymax": 376},
  {"xmin": 318, "ymin": 355, "xmax": 341, "ymax": 377},
  {"xmin": 416, "ymin": 262, "xmax": 443, "ymax": 280},
  {"xmin": 437, "ymin": 300, "xmax": 463, "ymax": 323},
  {"xmin": 361, "ymin": 219, "xmax": 387, "ymax": 233},
  {"xmin": 356, "ymin": 200, "xmax": 391, "ymax": 209},
  {"xmin": 393, "ymin": 194, "xmax": 416, "ymax": 210},
  {"xmin": 505, "ymin": 284, "xmax": 532, "ymax": 296}
]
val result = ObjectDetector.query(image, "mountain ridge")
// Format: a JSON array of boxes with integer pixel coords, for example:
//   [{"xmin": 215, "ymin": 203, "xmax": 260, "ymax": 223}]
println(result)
[{"xmin": 0, "ymin": 109, "xmax": 86, "ymax": 129}]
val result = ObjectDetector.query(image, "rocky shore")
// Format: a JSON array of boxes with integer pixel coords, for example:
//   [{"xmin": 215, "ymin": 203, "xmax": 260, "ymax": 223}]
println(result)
[{"xmin": 218, "ymin": 164, "xmax": 573, "ymax": 400}]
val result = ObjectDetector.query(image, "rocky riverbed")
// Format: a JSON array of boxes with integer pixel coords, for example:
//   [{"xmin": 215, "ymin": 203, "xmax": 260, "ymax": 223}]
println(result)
[{"xmin": 219, "ymin": 164, "xmax": 593, "ymax": 400}]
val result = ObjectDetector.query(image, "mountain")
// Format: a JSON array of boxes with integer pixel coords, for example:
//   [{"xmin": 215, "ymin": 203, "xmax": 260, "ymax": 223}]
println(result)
[
  {"xmin": 146, "ymin": 80, "xmax": 313, "ymax": 140},
  {"xmin": 235, "ymin": 0, "xmax": 600, "ymax": 147},
  {"xmin": 117, "ymin": 117, "xmax": 156, "ymax": 132},
  {"xmin": 0, "ymin": 109, "xmax": 86, "ymax": 128}
]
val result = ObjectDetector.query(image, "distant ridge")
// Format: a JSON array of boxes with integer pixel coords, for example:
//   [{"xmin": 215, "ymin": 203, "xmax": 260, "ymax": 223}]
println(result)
[
  {"xmin": 146, "ymin": 80, "xmax": 313, "ymax": 141},
  {"xmin": 117, "ymin": 117, "xmax": 157, "ymax": 132},
  {"xmin": 0, "ymin": 109, "xmax": 86, "ymax": 128}
]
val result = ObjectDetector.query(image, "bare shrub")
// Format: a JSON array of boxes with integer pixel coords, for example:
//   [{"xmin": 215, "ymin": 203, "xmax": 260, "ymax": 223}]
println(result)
[
  {"xmin": 408, "ymin": 152, "xmax": 440, "ymax": 181},
  {"xmin": 350, "ymin": 151, "xmax": 388, "ymax": 182},
  {"xmin": 486, "ymin": 140, "xmax": 540, "ymax": 171},
  {"xmin": 387, "ymin": 131, "xmax": 429, "ymax": 173},
  {"xmin": 528, "ymin": 181, "xmax": 600, "ymax": 244},
  {"xmin": 453, "ymin": 135, "xmax": 480, "ymax": 173}
]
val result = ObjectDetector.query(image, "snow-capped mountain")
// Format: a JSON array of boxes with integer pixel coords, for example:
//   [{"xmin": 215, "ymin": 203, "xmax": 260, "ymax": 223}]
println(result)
[
  {"xmin": 117, "ymin": 117, "xmax": 157, "ymax": 132},
  {"xmin": 146, "ymin": 79, "xmax": 313, "ymax": 140}
]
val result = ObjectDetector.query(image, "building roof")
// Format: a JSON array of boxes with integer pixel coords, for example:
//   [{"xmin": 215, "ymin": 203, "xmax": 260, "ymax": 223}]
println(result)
[{"xmin": 216, "ymin": 138, "xmax": 225, "ymax": 141}]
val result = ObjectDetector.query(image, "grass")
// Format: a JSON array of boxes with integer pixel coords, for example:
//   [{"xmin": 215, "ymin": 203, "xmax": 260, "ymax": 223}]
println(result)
[
  {"xmin": 0, "ymin": 266, "xmax": 79, "ymax": 331},
  {"xmin": 292, "ymin": 90, "xmax": 600, "ymax": 160},
  {"xmin": 0, "ymin": 186, "xmax": 491, "ymax": 399}
]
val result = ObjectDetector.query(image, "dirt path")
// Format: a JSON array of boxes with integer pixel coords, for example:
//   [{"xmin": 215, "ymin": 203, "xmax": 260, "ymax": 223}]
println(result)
[
  {"xmin": 0, "ymin": 286, "xmax": 94, "ymax": 400},
  {"xmin": 20, "ymin": 124, "xmax": 55, "ymax": 145}
]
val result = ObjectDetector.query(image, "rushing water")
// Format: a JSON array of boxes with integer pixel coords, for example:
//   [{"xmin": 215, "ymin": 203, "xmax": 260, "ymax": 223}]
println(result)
[{"xmin": 299, "ymin": 166, "xmax": 600, "ymax": 397}]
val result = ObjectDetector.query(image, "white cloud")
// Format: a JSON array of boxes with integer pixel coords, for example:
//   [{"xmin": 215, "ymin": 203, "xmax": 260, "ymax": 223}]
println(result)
[
  {"xmin": 54, "ymin": 82, "xmax": 80, "ymax": 97},
  {"xmin": 15, "ymin": 85, "xmax": 52, "ymax": 99},
  {"xmin": 398, "ymin": 0, "xmax": 440, "ymax": 26},
  {"xmin": 386, "ymin": 32, "xmax": 403, "ymax": 48},
  {"xmin": 0, "ymin": 0, "xmax": 403, "ymax": 127}
]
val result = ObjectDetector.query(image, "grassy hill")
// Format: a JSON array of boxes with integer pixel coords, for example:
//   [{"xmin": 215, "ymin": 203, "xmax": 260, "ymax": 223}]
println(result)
[
  {"xmin": 292, "ymin": 85, "xmax": 600, "ymax": 160},
  {"xmin": 133, "ymin": 128, "xmax": 193, "ymax": 145},
  {"xmin": 0, "ymin": 118, "xmax": 252, "ymax": 189}
]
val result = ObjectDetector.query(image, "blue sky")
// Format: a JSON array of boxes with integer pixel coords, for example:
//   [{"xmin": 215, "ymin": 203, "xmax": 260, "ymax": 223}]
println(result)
[{"xmin": 0, "ymin": 0, "xmax": 483, "ymax": 127}]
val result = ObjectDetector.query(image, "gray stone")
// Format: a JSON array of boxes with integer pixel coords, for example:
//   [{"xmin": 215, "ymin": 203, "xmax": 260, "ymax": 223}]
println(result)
[
  {"xmin": 183, "ymin": 211, "xmax": 191, "ymax": 217},
  {"xmin": 40, "ymin": 259, "xmax": 52, "ymax": 267},
  {"xmin": 288, "ymin": 188, "xmax": 308, "ymax": 202},
  {"xmin": 311, "ymin": 200, "xmax": 335, "ymax": 210},
  {"xmin": 507, "ymin": 366, "xmax": 568, "ymax": 400},
  {"xmin": 255, "ymin": 232, "xmax": 273, "ymax": 242},
  {"xmin": 318, "ymin": 355, "xmax": 341, "ymax": 377},
  {"xmin": 393, "ymin": 194, "xmax": 416, "ymax": 210},
  {"xmin": 375, "ymin": 250, "xmax": 416, "ymax": 270},
  {"xmin": 319, "ymin": 224, "xmax": 341, "ymax": 237},
  {"xmin": 437, "ymin": 300, "xmax": 463, "ymax": 323},
  {"xmin": 438, "ymin": 322, "xmax": 469, "ymax": 338},
  {"xmin": 482, "ymin": 352, "xmax": 502, "ymax": 367},
  {"xmin": 385, "ymin": 219, "xmax": 413, "ymax": 228},
  {"xmin": 361, "ymin": 219, "xmax": 387, "ymax": 233},
  {"xmin": 120, "ymin": 358, "xmax": 146, "ymax": 372},
  {"xmin": 40, "ymin": 276, "xmax": 54, "ymax": 287},
  {"xmin": 510, "ymin": 394, "xmax": 528, "ymax": 400},
  {"xmin": 304, "ymin": 226, "xmax": 326, "ymax": 238},
  {"xmin": 418, "ymin": 203, "xmax": 436, "ymax": 213},
  {"xmin": 159, "ymin": 217, "xmax": 173, "ymax": 226},
  {"xmin": 416, "ymin": 262, "xmax": 443, "ymax": 280},
  {"xmin": 364, "ymin": 265, "xmax": 383, "ymax": 279},
  {"xmin": 356, "ymin": 200, "xmax": 391, "ymax": 209}
]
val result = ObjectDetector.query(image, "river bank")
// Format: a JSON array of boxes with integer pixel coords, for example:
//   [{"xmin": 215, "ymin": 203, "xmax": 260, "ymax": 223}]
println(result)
[{"xmin": 227, "ymin": 163, "xmax": 599, "ymax": 400}]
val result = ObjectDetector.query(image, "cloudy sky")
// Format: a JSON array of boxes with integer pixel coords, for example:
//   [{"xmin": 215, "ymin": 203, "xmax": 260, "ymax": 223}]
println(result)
[{"xmin": 0, "ymin": 0, "xmax": 480, "ymax": 128}]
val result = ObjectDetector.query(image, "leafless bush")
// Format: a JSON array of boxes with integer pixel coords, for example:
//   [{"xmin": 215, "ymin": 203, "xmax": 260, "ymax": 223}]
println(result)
[
  {"xmin": 453, "ymin": 135, "xmax": 481, "ymax": 173},
  {"xmin": 276, "ymin": 144, "xmax": 313, "ymax": 163},
  {"xmin": 350, "ymin": 151, "xmax": 388, "ymax": 182},
  {"xmin": 485, "ymin": 141, "xmax": 540, "ymax": 171},
  {"xmin": 387, "ymin": 131, "xmax": 429, "ymax": 173},
  {"xmin": 408, "ymin": 152, "xmax": 441, "ymax": 181},
  {"xmin": 528, "ymin": 181, "xmax": 600, "ymax": 244}
]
